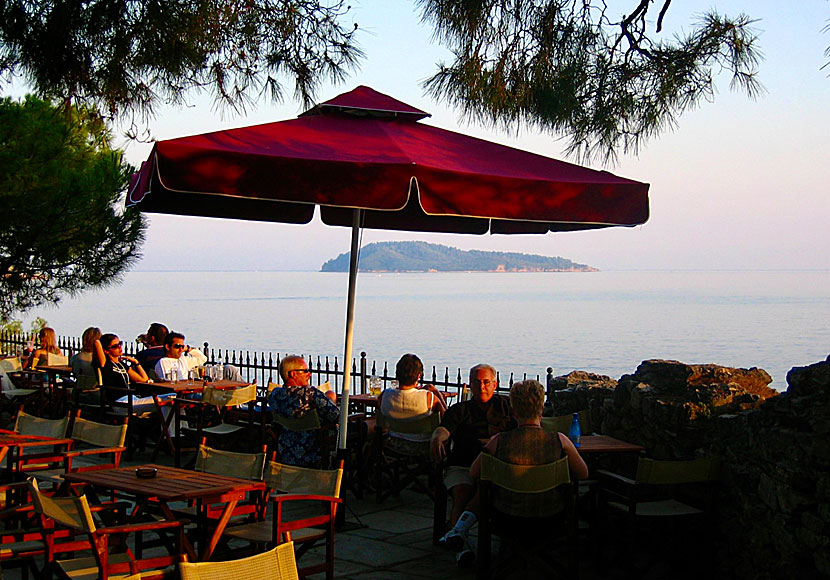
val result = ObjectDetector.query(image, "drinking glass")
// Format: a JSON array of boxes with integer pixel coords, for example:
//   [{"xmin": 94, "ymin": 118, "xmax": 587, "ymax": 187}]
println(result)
[
  {"xmin": 167, "ymin": 367, "xmax": 178, "ymax": 384},
  {"xmin": 368, "ymin": 376, "xmax": 382, "ymax": 396}
]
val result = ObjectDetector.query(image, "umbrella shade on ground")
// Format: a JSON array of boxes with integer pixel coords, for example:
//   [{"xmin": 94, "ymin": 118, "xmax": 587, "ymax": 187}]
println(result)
[{"xmin": 127, "ymin": 85, "xmax": 650, "ymax": 449}]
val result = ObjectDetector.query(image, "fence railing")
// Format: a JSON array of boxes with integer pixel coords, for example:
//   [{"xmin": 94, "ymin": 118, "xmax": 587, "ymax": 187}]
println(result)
[{"xmin": 1, "ymin": 331, "xmax": 554, "ymax": 398}]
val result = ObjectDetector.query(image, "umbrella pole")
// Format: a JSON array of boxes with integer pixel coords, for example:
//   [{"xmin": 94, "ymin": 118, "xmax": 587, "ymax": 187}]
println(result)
[{"xmin": 338, "ymin": 208, "xmax": 362, "ymax": 451}]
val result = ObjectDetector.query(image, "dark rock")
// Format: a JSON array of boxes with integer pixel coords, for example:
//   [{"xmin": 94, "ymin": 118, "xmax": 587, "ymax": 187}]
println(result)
[{"xmin": 786, "ymin": 360, "xmax": 830, "ymax": 400}]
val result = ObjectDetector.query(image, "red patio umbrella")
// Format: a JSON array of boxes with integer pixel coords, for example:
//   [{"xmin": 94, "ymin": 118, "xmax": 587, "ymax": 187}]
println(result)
[{"xmin": 128, "ymin": 85, "xmax": 650, "ymax": 450}]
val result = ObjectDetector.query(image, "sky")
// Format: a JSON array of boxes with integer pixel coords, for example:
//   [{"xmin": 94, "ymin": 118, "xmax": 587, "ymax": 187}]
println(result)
[{"xmin": 114, "ymin": 1, "xmax": 830, "ymax": 272}]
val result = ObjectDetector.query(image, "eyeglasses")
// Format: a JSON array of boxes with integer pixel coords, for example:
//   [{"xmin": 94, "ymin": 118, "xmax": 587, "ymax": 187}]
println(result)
[
  {"xmin": 107, "ymin": 342, "xmax": 123, "ymax": 350},
  {"xmin": 292, "ymin": 368, "xmax": 312, "ymax": 375},
  {"xmin": 171, "ymin": 344, "xmax": 186, "ymax": 350}
]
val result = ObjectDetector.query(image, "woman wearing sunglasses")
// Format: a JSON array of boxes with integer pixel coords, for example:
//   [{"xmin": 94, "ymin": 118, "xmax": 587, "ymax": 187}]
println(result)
[{"xmin": 94, "ymin": 333, "xmax": 149, "ymax": 402}]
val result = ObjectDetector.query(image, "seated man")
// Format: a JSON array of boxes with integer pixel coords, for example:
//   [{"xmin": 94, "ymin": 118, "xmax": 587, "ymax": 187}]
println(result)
[
  {"xmin": 379, "ymin": 353, "xmax": 447, "ymax": 454},
  {"xmin": 430, "ymin": 364, "xmax": 515, "ymax": 550},
  {"xmin": 135, "ymin": 323, "xmax": 168, "ymax": 375},
  {"xmin": 154, "ymin": 332, "xmax": 207, "ymax": 382},
  {"xmin": 267, "ymin": 355, "xmax": 339, "ymax": 467}
]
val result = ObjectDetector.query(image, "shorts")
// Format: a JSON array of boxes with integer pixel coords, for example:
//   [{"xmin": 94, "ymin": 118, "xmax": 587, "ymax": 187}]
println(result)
[{"xmin": 444, "ymin": 465, "xmax": 474, "ymax": 490}]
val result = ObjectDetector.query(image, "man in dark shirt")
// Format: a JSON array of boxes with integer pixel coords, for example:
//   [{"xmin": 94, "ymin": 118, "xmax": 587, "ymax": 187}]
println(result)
[
  {"xmin": 430, "ymin": 364, "xmax": 514, "ymax": 552},
  {"xmin": 135, "ymin": 323, "xmax": 168, "ymax": 376}
]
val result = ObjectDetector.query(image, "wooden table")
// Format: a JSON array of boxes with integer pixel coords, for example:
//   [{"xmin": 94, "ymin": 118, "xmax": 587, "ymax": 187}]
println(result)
[
  {"xmin": 138, "ymin": 379, "xmax": 250, "ymax": 396},
  {"xmin": 577, "ymin": 435, "xmax": 644, "ymax": 455},
  {"xmin": 62, "ymin": 463, "xmax": 265, "ymax": 561},
  {"xmin": 0, "ymin": 430, "xmax": 74, "ymax": 481}
]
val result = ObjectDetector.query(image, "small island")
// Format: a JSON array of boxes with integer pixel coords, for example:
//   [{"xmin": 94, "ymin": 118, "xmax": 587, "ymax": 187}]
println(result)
[{"xmin": 320, "ymin": 241, "xmax": 598, "ymax": 273}]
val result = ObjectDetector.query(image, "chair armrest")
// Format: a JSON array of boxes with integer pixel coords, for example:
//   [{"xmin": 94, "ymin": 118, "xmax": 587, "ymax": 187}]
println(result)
[
  {"xmin": 595, "ymin": 469, "xmax": 636, "ymax": 487},
  {"xmin": 63, "ymin": 446, "xmax": 126, "ymax": 459}
]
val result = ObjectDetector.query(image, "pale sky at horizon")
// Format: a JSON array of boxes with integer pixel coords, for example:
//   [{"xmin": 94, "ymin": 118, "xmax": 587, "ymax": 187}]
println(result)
[{"xmin": 92, "ymin": 1, "xmax": 830, "ymax": 272}]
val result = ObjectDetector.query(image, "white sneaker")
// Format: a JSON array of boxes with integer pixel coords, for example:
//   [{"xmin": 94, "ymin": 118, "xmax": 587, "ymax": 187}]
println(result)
[{"xmin": 439, "ymin": 528, "xmax": 466, "ymax": 552}]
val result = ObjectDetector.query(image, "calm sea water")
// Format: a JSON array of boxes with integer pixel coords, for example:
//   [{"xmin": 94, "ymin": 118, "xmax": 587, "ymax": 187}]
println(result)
[{"xmin": 21, "ymin": 271, "xmax": 830, "ymax": 391}]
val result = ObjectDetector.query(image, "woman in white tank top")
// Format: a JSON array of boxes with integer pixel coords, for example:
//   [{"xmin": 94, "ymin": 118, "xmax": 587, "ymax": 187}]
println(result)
[{"xmin": 379, "ymin": 354, "xmax": 447, "ymax": 442}]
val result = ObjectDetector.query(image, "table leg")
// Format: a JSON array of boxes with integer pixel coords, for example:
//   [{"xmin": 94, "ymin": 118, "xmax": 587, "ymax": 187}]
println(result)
[
  {"xmin": 151, "ymin": 397, "xmax": 176, "ymax": 461},
  {"xmin": 159, "ymin": 501, "xmax": 197, "ymax": 561},
  {"xmin": 199, "ymin": 498, "xmax": 239, "ymax": 561}
]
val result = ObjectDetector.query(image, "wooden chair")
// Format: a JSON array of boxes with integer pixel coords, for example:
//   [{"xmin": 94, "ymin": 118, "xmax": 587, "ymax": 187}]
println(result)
[
  {"xmin": 29, "ymin": 478, "xmax": 183, "ymax": 580},
  {"xmin": 6, "ymin": 371, "xmax": 50, "ymax": 416},
  {"xmin": 63, "ymin": 415, "xmax": 128, "ymax": 474},
  {"xmin": 175, "ymin": 384, "xmax": 258, "ymax": 465},
  {"xmin": 477, "ymin": 454, "xmax": 578, "ymax": 580},
  {"xmin": 597, "ymin": 456, "xmax": 719, "ymax": 575},
  {"xmin": 10, "ymin": 409, "xmax": 74, "ymax": 477},
  {"xmin": 31, "ymin": 413, "xmax": 128, "ymax": 491},
  {"xmin": 222, "ymin": 460, "xmax": 344, "ymax": 580},
  {"xmin": 186, "ymin": 439, "xmax": 269, "ymax": 524},
  {"xmin": 540, "ymin": 408, "xmax": 592, "ymax": 435},
  {"xmin": 0, "ymin": 480, "xmax": 48, "ymax": 579},
  {"xmin": 373, "ymin": 412, "xmax": 441, "ymax": 503},
  {"xmin": 179, "ymin": 541, "xmax": 299, "ymax": 580},
  {"xmin": 0, "ymin": 356, "xmax": 24, "ymax": 394}
]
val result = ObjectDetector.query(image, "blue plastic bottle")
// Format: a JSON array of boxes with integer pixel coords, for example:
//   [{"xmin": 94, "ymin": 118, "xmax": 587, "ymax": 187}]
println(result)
[{"xmin": 569, "ymin": 413, "xmax": 581, "ymax": 447}]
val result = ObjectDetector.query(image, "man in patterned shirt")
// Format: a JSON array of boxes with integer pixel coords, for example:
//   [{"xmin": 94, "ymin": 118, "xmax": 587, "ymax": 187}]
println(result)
[{"xmin": 267, "ymin": 355, "xmax": 339, "ymax": 467}]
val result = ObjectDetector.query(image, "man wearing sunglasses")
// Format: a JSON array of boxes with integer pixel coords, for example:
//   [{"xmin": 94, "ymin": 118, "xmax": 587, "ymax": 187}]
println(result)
[
  {"xmin": 267, "ymin": 355, "xmax": 340, "ymax": 467},
  {"xmin": 154, "ymin": 332, "xmax": 207, "ymax": 383}
]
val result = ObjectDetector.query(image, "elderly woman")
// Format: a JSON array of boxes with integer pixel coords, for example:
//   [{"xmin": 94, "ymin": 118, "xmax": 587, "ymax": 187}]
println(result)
[
  {"xmin": 24, "ymin": 327, "xmax": 64, "ymax": 369},
  {"xmin": 442, "ymin": 379, "xmax": 588, "ymax": 561}
]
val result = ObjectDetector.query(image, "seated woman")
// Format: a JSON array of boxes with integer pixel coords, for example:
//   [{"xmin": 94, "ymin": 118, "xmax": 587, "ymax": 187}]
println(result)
[
  {"xmin": 70, "ymin": 327, "xmax": 102, "ymax": 391},
  {"xmin": 378, "ymin": 353, "xmax": 447, "ymax": 454},
  {"xmin": 24, "ymin": 327, "xmax": 65, "ymax": 369},
  {"xmin": 443, "ymin": 379, "xmax": 588, "ymax": 557},
  {"xmin": 93, "ymin": 333, "xmax": 149, "ymax": 406}
]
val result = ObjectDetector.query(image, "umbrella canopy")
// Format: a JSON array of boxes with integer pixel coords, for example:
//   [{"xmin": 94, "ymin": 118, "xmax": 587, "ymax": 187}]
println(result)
[{"xmin": 128, "ymin": 85, "xmax": 650, "ymax": 449}]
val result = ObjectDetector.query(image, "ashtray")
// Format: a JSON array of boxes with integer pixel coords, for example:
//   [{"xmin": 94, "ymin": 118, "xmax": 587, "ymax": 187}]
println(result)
[{"xmin": 136, "ymin": 467, "xmax": 158, "ymax": 479}]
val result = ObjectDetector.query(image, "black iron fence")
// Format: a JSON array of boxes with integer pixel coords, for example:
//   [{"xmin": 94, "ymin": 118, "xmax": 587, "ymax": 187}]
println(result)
[{"xmin": 1, "ymin": 331, "xmax": 554, "ymax": 397}]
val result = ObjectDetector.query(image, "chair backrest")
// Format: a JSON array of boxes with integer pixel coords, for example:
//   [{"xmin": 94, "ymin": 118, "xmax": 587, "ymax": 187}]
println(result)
[
  {"xmin": 44, "ymin": 352, "xmax": 69, "ymax": 366},
  {"xmin": 71, "ymin": 416, "xmax": 128, "ymax": 448},
  {"xmin": 29, "ymin": 478, "xmax": 96, "ymax": 533},
  {"xmin": 264, "ymin": 460, "xmax": 343, "ymax": 498},
  {"xmin": 274, "ymin": 408, "xmax": 321, "ymax": 432},
  {"xmin": 635, "ymin": 457, "xmax": 718, "ymax": 485},
  {"xmin": 196, "ymin": 442, "xmax": 266, "ymax": 481},
  {"xmin": 203, "ymin": 384, "xmax": 257, "ymax": 407},
  {"xmin": 480, "ymin": 454, "xmax": 571, "ymax": 493},
  {"xmin": 179, "ymin": 543, "xmax": 298, "ymax": 580},
  {"xmin": 377, "ymin": 411, "xmax": 441, "ymax": 435},
  {"xmin": 540, "ymin": 409, "xmax": 592, "ymax": 435},
  {"xmin": 0, "ymin": 357, "xmax": 22, "ymax": 391},
  {"xmin": 14, "ymin": 410, "xmax": 70, "ymax": 438}
]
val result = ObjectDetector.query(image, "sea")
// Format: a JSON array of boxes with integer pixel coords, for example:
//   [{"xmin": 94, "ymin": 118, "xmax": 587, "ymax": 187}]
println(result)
[{"xmin": 18, "ymin": 270, "xmax": 830, "ymax": 392}]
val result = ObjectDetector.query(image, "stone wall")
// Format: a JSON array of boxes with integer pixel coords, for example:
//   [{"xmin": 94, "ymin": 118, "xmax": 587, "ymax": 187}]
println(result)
[
  {"xmin": 549, "ymin": 358, "xmax": 830, "ymax": 579},
  {"xmin": 708, "ymin": 360, "xmax": 830, "ymax": 579}
]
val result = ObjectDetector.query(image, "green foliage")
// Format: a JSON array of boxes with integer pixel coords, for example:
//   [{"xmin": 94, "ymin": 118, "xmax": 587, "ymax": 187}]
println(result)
[
  {"xmin": 320, "ymin": 241, "xmax": 595, "ymax": 272},
  {"xmin": 417, "ymin": 0, "xmax": 764, "ymax": 162},
  {"xmin": 0, "ymin": 0, "xmax": 363, "ymax": 120},
  {"xmin": 0, "ymin": 316, "xmax": 44, "ymax": 334},
  {"xmin": 0, "ymin": 95, "xmax": 145, "ymax": 320}
]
